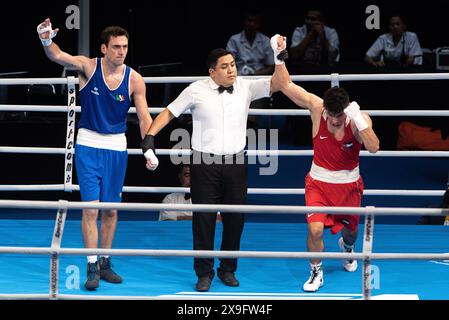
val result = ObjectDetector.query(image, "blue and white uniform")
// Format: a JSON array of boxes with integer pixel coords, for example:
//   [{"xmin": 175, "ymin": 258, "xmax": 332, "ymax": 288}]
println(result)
[{"xmin": 75, "ymin": 58, "xmax": 132, "ymax": 202}]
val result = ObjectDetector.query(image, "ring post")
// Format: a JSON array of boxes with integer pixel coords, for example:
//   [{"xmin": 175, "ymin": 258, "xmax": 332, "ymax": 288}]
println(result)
[
  {"xmin": 331, "ymin": 73, "xmax": 340, "ymax": 87},
  {"xmin": 362, "ymin": 206, "xmax": 375, "ymax": 300},
  {"xmin": 49, "ymin": 200, "xmax": 68, "ymax": 300},
  {"xmin": 64, "ymin": 76, "xmax": 77, "ymax": 192}
]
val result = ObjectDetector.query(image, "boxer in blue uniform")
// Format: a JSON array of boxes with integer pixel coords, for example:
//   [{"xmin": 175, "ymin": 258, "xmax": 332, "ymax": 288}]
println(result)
[{"xmin": 37, "ymin": 18, "xmax": 155, "ymax": 290}]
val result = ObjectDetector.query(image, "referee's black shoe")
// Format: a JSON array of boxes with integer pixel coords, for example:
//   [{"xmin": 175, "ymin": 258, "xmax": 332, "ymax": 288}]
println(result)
[
  {"xmin": 196, "ymin": 276, "xmax": 212, "ymax": 292},
  {"xmin": 217, "ymin": 269, "xmax": 239, "ymax": 287}
]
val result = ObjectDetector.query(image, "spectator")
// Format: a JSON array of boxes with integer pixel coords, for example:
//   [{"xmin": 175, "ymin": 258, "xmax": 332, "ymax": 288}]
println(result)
[
  {"xmin": 159, "ymin": 164, "xmax": 192, "ymax": 221},
  {"xmin": 226, "ymin": 12, "xmax": 274, "ymax": 128},
  {"xmin": 289, "ymin": 9, "xmax": 340, "ymax": 68},
  {"xmin": 226, "ymin": 12, "xmax": 274, "ymax": 76},
  {"xmin": 159, "ymin": 165, "xmax": 222, "ymax": 222},
  {"xmin": 365, "ymin": 15, "xmax": 423, "ymax": 69}
]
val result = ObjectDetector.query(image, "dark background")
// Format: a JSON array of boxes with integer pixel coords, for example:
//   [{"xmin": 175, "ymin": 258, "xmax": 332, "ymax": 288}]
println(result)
[
  {"xmin": 0, "ymin": 0, "xmax": 448, "ymax": 214},
  {"xmin": 2, "ymin": 0, "xmax": 449, "ymax": 75}
]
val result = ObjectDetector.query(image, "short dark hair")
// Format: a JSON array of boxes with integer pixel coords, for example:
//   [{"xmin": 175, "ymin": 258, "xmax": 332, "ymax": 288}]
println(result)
[
  {"xmin": 323, "ymin": 86, "xmax": 349, "ymax": 115},
  {"xmin": 100, "ymin": 26, "xmax": 129, "ymax": 46},
  {"xmin": 206, "ymin": 48, "xmax": 233, "ymax": 69}
]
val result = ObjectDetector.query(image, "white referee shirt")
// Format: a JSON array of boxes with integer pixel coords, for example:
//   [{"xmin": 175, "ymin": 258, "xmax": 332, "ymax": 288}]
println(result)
[{"xmin": 167, "ymin": 77, "xmax": 271, "ymax": 155}]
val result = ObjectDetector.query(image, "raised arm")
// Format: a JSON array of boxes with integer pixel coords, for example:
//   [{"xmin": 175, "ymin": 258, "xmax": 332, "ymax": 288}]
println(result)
[
  {"xmin": 273, "ymin": 64, "xmax": 323, "ymax": 113},
  {"xmin": 37, "ymin": 18, "xmax": 93, "ymax": 78},
  {"xmin": 270, "ymin": 35, "xmax": 323, "ymax": 118},
  {"xmin": 130, "ymin": 71, "xmax": 153, "ymax": 139}
]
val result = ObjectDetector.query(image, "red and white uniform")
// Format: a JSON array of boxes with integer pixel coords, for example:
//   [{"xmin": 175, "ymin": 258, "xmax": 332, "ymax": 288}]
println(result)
[{"xmin": 305, "ymin": 112, "xmax": 364, "ymax": 234}]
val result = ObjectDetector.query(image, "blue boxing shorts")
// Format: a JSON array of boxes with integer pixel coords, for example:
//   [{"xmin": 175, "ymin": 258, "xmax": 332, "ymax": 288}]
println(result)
[{"xmin": 75, "ymin": 144, "xmax": 128, "ymax": 202}]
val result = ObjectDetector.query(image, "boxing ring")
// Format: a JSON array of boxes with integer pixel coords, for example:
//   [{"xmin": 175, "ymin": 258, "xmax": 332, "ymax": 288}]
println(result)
[{"xmin": 0, "ymin": 73, "xmax": 448, "ymax": 300}]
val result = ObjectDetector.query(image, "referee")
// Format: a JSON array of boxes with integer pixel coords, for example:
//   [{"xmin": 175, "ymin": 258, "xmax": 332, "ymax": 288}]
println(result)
[{"xmin": 142, "ymin": 48, "xmax": 279, "ymax": 292}]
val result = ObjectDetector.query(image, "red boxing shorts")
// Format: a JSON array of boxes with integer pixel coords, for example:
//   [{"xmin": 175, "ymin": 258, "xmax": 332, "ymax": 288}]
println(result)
[{"xmin": 305, "ymin": 173, "xmax": 364, "ymax": 234}]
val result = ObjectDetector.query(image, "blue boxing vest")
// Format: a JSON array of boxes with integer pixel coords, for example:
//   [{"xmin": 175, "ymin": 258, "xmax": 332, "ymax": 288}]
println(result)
[{"xmin": 79, "ymin": 58, "xmax": 132, "ymax": 134}]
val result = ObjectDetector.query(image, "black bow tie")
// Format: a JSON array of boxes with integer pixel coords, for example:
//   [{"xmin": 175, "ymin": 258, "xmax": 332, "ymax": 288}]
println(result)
[
  {"xmin": 218, "ymin": 85, "xmax": 234, "ymax": 94},
  {"xmin": 184, "ymin": 193, "xmax": 191, "ymax": 201}
]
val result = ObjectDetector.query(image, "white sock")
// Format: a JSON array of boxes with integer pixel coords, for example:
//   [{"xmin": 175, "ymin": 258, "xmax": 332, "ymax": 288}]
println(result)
[
  {"xmin": 87, "ymin": 255, "xmax": 98, "ymax": 263},
  {"xmin": 310, "ymin": 262, "xmax": 322, "ymax": 272}
]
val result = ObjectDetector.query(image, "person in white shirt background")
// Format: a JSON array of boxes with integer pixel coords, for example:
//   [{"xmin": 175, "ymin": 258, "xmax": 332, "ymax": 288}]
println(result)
[
  {"xmin": 159, "ymin": 164, "xmax": 193, "ymax": 221},
  {"xmin": 158, "ymin": 164, "xmax": 222, "ymax": 222},
  {"xmin": 365, "ymin": 15, "xmax": 423, "ymax": 69},
  {"xmin": 226, "ymin": 12, "xmax": 274, "ymax": 76},
  {"xmin": 226, "ymin": 12, "xmax": 275, "ymax": 128},
  {"xmin": 290, "ymin": 9, "xmax": 340, "ymax": 67}
]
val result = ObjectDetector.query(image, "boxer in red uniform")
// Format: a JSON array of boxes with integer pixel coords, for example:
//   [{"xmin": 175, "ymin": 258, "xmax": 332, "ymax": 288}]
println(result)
[{"xmin": 270, "ymin": 35, "xmax": 380, "ymax": 292}]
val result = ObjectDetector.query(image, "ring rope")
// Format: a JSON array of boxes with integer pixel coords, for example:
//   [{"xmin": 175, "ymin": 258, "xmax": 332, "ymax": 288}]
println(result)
[
  {"xmin": 2, "ymin": 72, "xmax": 449, "ymax": 86},
  {"xmin": 0, "ymin": 184, "xmax": 445, "ymax": 196},
  {"xmin": 2, "ymin": 104, "xmax": 449, "ymax": 117},
  {"xmin": 0, "ymin": 199, "xmax": 447, "ymax": 216},
  {"xmin": 0, "ymin": 246, "xmax": 448, "ymax": 260},
  {"xmin": 1, "ymin": 146, "xmax": 448, "ymax": 157}
]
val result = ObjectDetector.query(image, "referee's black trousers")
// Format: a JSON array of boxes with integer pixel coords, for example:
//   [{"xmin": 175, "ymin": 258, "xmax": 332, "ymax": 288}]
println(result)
[{"xmin": 191, "ymin": 151, "xmax": 247, "ymax": 278}]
